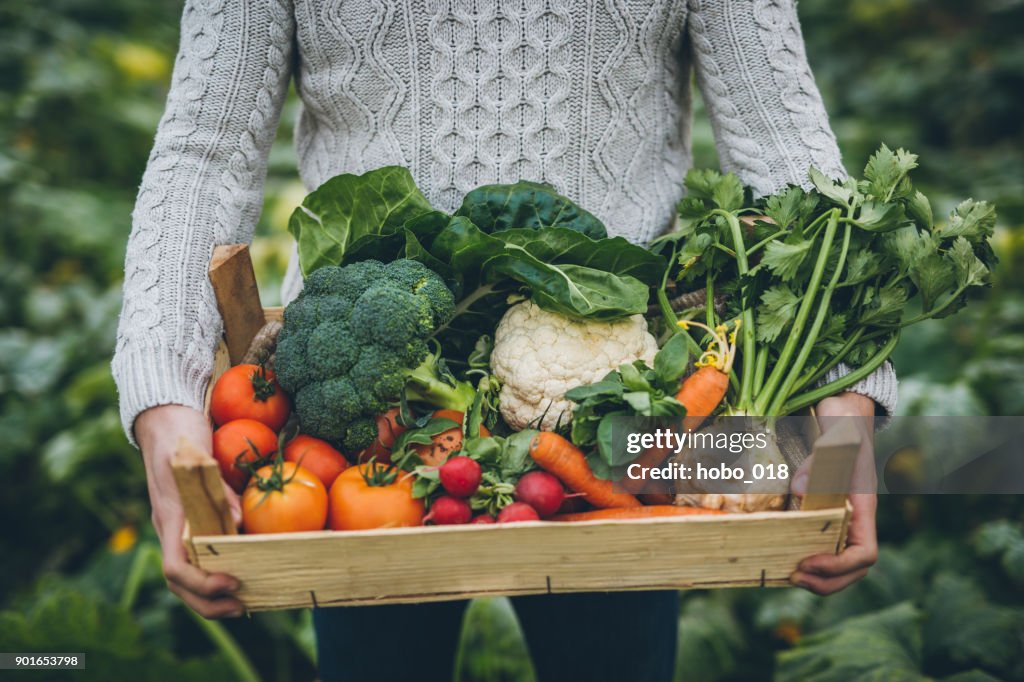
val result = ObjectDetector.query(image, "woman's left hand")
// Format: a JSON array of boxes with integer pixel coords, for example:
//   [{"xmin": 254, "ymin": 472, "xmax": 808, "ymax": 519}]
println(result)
[{"xmin": 789, "ymin": 392, "xmax": 879, "ymax": 595}]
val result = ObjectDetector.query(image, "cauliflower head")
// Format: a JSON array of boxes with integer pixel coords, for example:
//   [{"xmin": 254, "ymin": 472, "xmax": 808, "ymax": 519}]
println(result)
[{"xmin": 490, "ymin": 300, "xmax": 658, "ymax": 431}]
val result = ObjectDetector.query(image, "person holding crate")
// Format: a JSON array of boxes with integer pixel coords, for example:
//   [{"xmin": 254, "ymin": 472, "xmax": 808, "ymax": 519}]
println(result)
[{"xmin": 115, "ymin": 1, "xmax": 894, "ymax": 680}]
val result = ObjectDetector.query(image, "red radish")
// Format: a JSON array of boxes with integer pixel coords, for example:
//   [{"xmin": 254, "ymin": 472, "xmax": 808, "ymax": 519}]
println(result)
[
  {"xmin": 423, "ymin": 496, "xmax": 472, "ymax": 525},
  {"xmin": 514, "ymin": 471, "xmax": 566, "ymax": 518},
  {"xmin": 439, "ymin": 456, "xmax": 482, "ymax": 498},
  {"xmin": 497, "ymin": 502, "xmax": 540, "ymax": 523},
  {"xmin": 471, "ymin": 515, "xmax": 496, "ymax": 524}
]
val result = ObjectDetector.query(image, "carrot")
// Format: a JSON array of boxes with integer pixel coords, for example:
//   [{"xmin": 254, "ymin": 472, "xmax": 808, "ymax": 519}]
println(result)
[
  {"xmin": 674, "ymin": 319, "xmax": 737, "ymax": 430},
  {"xmin": 676, "ymin": 365, "xmax": 731, "ymax": 430},
  {"xmin": 529, "ymin": 432, "xmax": 641, "ymax": 509},
  {"xmin": 623, "ymin": 320, "xmax": 737, "ymax": 500},
  {"xmin": 552, "ymin": 506, "xmax": 725, "ymax": 522}
]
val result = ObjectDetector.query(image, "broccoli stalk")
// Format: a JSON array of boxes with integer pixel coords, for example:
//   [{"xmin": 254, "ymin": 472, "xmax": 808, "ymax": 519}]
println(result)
[{"xmin": 404, "ymin": 350, "xmax": 477, "ymax": 413}]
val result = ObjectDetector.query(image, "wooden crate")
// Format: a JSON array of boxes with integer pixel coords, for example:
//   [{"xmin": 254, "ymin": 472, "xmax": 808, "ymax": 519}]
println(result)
[{"xmin": 172, "ymin": 246, "xmax": 857, "ymax": 612}]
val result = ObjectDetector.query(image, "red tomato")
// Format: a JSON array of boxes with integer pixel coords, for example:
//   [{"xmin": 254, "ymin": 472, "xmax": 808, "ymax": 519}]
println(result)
[
  {"xmin": 284, "ymin": 435, "xmax": 349, "ymax": 489},
  {"xmin": 212, "ymin": 418, "xmax": 279, "ymax": 492},
  {"xmin": 211, "ymin": 364, "xmax": 291, "ymax": 431},
  {"xmin": 242, "ymin": 462, "xmax": 328, "ymax": 534}
]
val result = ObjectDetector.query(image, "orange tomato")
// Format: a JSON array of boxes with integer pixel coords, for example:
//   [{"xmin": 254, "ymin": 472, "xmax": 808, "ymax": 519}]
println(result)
[
  {"xmin": 284, "ymin": 434, "xmax": 349, "ymax": 489},
  {"xmin": 211, "ymin": 364, "xmax": 291, "ymax": 431},
  {"xmin": 242, "ymin": 461, "xmax": 328, "ymax": 534},
  {"xmin": 358, "ymin": 407, "xmax": 406, "ymax": 464},
  {"xmin": 328, "ymin": 463, "xmax": 424, "ymax": 530},
  {"xmin": 213, "ymin": 418, "xmax": 279, "ymax": 493},
  {"xmin": 411, "ymin": 409, "xmax": 490, "ymax": 466}
]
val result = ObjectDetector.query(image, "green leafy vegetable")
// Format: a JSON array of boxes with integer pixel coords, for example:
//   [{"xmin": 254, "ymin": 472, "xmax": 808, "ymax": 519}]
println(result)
[
  {"xmin": 454, "ymin": 180, "xmax": 607, "ymax": 238},
  {"xmin": 658, "ymin": 145, "xmax": 996, "ymax": 416},
  {"xmin": 288, "ymin": 166, "xmax": 434, "ymax": 276}
]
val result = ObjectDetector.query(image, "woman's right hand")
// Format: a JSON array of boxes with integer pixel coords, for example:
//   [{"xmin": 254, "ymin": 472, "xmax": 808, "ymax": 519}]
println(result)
[{"xmin": 135, "ymin": 404, "xmax": 245, "ymax": 618}]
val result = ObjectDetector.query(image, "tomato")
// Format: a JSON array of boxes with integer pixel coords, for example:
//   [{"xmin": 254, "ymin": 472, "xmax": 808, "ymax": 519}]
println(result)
[
  {"xmin": 358, "ymin": 407, "xmax": 406, "ymax": 464},
  {"xmin": 411, "ymin": 409, "xmax": 490, "ymax": 466},
  {"xmin": 328, "ymin": 463, "xmax": 424, "ymax": 530},
  {"xmin": 213, "ymin": 418, "xmax": 279, "ymax": 493},
  {"xmin": 242, "ymin": 461, "xmax": 328, "ymax": 534},
  {"xmin": 211, "ymin": 364, "xmax": 291, "ymax": 431},
  {"xmin": 284, "ymin": 434, "xmax": 349, "ymax": 489}
]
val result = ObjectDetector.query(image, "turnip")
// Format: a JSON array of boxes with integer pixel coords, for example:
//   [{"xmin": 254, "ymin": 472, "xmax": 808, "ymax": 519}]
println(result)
[
  {"xmin": 439, "ymin": 456, "xmax": 482, "ymax": 498},
  {"xmin": 514, "ymin": 471, "xmax": 565, "ymax": 518},
  {"xmin": 497, "ymin": 502, "xmax": 540, "ymax": 523},
  {"xmin": 424, "ymin": 495, "xmax": 472, "ymax": 525}
]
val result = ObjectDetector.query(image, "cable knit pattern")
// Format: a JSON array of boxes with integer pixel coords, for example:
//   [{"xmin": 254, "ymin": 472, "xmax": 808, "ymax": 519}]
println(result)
[{"xmin": 114, "ymin": 0, "xmax": 897, "ymax": 444}]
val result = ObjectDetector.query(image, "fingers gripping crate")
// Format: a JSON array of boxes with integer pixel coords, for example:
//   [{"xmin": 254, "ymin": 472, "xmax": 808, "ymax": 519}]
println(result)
[{"xmin": 172, "ymin": 246, "xmax": 857, "ymax": 612}]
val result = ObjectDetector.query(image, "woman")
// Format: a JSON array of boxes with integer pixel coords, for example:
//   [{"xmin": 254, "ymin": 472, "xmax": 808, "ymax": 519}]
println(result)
[{"xmin": 115, "ymin": 2, "xmax": 894, "ymax": 680}]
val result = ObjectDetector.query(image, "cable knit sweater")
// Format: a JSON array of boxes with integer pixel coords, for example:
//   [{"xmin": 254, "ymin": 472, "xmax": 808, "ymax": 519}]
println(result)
[{"xmin": 113, "ymin": 0, "xmax": 897, "ymax": 443}]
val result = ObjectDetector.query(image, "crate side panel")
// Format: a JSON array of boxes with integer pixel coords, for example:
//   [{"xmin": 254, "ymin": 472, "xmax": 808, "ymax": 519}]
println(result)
[{"xmin": 194, "ymin": 510, "xmax": 846, "ymax": 610}]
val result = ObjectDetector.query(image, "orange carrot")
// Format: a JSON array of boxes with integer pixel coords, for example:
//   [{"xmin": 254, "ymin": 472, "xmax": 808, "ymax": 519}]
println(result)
[
  {"xmin": 551, "ymin": 505, "xmax": 725, "ymax": 522},
  {"xmin": 529, "ymin": 432, "xmax": 641, "ymax": 509},
  {"xmin": 623, "ymin": 321, "xmax": 737, "ymax": 498},
  {"xmin": 674, "ymin": 319, "xmax": 737, "ymax": 430},
  {"xmin": 676, "ymin": 365, "xmax": 731, "ymax": 430}
]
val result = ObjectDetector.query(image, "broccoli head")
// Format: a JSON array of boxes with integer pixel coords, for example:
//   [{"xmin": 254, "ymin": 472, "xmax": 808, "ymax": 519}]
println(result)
[{"xmin": 275, "ymin": 259, "xmax": 475, "ymax": 453}]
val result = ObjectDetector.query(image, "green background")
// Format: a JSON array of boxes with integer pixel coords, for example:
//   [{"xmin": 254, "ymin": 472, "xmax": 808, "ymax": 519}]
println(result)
[{"xmin": 1, "ymin": 1, "xmax": 1022, "ymax": 679}]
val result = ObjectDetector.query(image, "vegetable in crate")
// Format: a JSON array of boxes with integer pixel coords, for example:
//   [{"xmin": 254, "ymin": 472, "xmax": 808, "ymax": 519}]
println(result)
[
  {"xmin": 210, "ymin": 363, "xmax": 291, "ymax": 431},
  {"xmin": 283, "ymin": 434, "xmax": 349, "ymax": 489},
  {"xmin": 655, "ymin": 144, "xmax": 995, "ymax": 418},
  {"xmin": 645, "ymin": 145, "xmax": 996, "ymax": 511},
  {"xmin": 490, "ymin": 299, "xmax": 658, "ymax": 430},
  {"xmin": 242, "ymin": 460, "xmax": 328, "ymax": 534},
  {"xmin": 287, "ymin": 166, "xmax": 665, "ymax": 362},
  {"xmin": 212, "ymin": 418, "xmax": 279, "ymax": 493},
  {"xmin": 328, "ymin": 462, "xmax": 425, "ymax": 530},
  {"xmin": 274, "ymin": 259, "xmax": 476, "ymax": 453}
]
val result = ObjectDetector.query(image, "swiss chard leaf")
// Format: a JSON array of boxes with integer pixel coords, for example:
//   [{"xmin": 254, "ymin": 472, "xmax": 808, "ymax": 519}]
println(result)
[
  {"xmin": 434, "ymin": 217, "xmax": 651, "ymax": 320},
  {"xmin": 455, "ymin": 181, "xmax": 607, "ymax": 238},
  {"xmin": 288, "ymin": 166, "xmax": 434, "ymax": 275}
]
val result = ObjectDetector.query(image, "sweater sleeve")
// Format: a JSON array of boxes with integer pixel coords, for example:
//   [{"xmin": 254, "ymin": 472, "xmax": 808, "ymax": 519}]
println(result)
[
  {"xmin": 687, "ymin": 0, "xmax": 898, "ymax": 416},
  {"xmin": 112, "ymin": 0, "xmax": 294, "ymax": 445}
]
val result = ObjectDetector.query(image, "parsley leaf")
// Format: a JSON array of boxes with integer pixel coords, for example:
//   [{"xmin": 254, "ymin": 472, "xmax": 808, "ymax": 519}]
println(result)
[
  {"xmin": 941, "ymin": 199, "xmax": 996, "ymax": 241},
  {"xmin": 757, "ymin": 285, "xmax": 801, "ymax": 343},
  {"xmin": 762, "ymin": 239, "xmax": 812, "ymax": 281}
]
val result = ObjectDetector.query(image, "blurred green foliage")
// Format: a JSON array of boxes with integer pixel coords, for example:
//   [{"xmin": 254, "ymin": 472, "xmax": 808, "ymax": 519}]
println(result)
[{"xmin": 0, "ymin": 0, "xmax": 1021, "ymax": 680}]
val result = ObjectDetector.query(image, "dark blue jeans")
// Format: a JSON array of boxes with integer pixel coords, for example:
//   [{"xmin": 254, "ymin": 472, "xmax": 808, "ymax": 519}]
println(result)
[{"xmin": 313, "ymin": 590, "xmax": 679, "ymax": 682}]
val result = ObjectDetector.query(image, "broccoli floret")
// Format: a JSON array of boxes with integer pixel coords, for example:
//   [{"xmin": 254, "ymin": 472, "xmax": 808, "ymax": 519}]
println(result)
[{"xmin": 275, "ymin": 258, "xmax": 476, "ymax": 452}]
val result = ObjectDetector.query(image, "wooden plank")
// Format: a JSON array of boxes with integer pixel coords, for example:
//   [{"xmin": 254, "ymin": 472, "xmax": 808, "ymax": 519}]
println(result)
[
  {"xmin": 172, "ymin": 438, "xmax": 237, "ymax": 537},
  {"xmin": 192, "ymin": 508, "xmax": 846, "ymax": 611},
  {"xmin": 209, "ymin": 244, "xmax": 264, "ymax": 364},
  {"xmin": 802, "ymin": 420, "xmax": 863, "ymax": 511}
]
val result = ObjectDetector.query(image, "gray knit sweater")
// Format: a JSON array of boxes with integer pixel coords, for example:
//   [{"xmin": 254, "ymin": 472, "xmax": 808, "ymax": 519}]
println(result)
[{"xmin": 113, "ymin": 0, "xmax": 897, "ymax": 443}]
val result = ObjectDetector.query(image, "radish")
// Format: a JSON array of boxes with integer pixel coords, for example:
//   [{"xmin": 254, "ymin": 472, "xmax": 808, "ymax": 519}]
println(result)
[
  {"xmin": 497, "ymin": 502, "xmax": 540, "ymax": 523},
  {"xmin": 514, "ymin": 471, "xmax": 566, "ymax": 519},
  {"xmin": 439, "ymin": 456, "xmax": 482, "ymax": 498},
  {"xmin": 423, "ymin": 496, "xmax": 472, "ymax": 525},
  {"xmin": 471, "ymin": 514, "xmax": 496, "ymax": 524}
]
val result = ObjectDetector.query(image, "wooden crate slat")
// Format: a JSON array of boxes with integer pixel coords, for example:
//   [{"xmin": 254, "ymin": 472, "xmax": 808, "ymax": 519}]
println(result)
[{"xmin": 190, "ymin": 508, "xmax": 845, "ymax": 611}]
